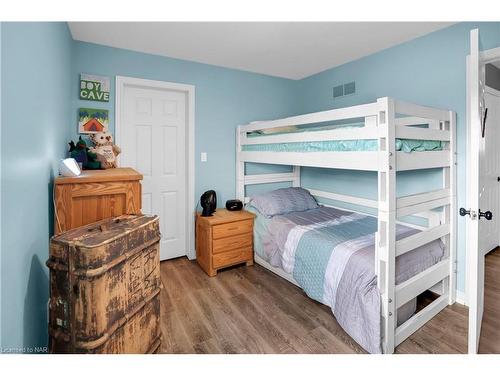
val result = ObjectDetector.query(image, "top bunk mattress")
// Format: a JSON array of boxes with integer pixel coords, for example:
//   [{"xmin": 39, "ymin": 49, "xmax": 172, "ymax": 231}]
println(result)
[
  {"xmin": 242, "ymin": 138, "xmax": 443, "ymax": 153},
  {"xmin": 243, "ymin": 120, "xmax": 443, "ymax": 153},
  {"xmin": 247, "ymin": 204, "xmax": 447, "ymax": 353}
]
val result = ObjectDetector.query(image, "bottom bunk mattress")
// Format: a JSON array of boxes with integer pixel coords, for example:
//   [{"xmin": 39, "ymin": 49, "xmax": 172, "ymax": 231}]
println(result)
[{"xmin": 248, "ymin": 205, "xmax": 446, "ymax": 353}]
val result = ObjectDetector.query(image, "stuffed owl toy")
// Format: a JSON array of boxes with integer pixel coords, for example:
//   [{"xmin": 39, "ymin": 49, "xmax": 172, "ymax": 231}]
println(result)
[{"xmin": 89, "ymin": 131, "xmax": 121, "ymax": 169}]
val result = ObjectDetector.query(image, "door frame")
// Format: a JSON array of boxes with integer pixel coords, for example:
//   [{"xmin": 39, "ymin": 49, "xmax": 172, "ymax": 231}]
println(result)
[
  {"xmin": 465, "ymin": 46, "xmax": 500, "ymax": 306},
  {"xmin": 484, "ymin": 85, "xmax": 500, "ymax": 254},
  {"xmin": 115, "ymin": 75, "xmax": 196, "ymax": 259}
]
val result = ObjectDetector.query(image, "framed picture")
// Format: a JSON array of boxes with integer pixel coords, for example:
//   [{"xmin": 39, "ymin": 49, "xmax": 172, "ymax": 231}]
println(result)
[
  {"xmin": 80, "ymin": 73, "xmax": 110, "ymax": 102},
  {"xmin": 78, "ymin": 108, "xmax": 109, "ymax": 134}
]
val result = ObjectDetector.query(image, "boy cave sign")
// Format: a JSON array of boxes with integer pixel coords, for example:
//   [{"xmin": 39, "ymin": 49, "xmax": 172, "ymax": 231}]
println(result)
[{"xmin": 80, "ymin": 73, "xmax": 110, "ymax": 102}]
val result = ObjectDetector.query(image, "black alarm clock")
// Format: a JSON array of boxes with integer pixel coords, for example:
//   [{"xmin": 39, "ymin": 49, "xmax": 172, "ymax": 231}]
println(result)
[{"xmin": 226, "ymin": 199, "xmax": 243, "ymax": 211}]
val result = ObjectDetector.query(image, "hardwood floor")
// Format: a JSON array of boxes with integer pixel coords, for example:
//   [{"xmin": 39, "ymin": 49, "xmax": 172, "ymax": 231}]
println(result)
[
  {"xmin": 479, "ymin": 247, "xmax": 500, "ymax": 353},
  {"xmin": 161, "ymin": 255, "xmax": 495, "ymax": 354}
]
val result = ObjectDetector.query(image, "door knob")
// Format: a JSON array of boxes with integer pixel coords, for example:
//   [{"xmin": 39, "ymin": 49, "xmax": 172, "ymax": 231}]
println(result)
[
  {"xmin": 479, "ymin": 210, "xmax": 493, "ymax": 220},
  {"xmin": 459, "ymin": 208, "xmax": 471, "ymax": 217}
]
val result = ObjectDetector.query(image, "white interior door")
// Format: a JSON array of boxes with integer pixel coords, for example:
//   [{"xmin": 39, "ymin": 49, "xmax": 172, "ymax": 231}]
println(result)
[
  {"xmin": 466, "ymin": 28, "xmax": 488, "ymax": 354},
  {"xmin": 121, "ymin": 82, "xmax": 187, "ymax": 260},
  {"xmin": 480, "ymin": 88, "xmax": 500, "ymax": 256}
]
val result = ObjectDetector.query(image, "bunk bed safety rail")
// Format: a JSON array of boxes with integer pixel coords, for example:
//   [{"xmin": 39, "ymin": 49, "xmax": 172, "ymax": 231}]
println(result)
[{"xmin": 240, "ymin": 102, "xmax": 380, "ymax": 133}]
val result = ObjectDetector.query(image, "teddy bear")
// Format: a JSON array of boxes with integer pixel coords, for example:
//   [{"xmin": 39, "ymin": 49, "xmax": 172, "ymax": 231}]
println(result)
[{"xmin": 89, "ymin": 131, "xmax": 121, "ymax": 169}]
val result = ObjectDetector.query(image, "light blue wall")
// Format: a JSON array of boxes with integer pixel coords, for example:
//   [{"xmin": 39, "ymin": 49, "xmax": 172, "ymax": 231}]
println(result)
[
  {"xmin": 71, "ymin": 41, "xmax": 300, "ymax": 207},
  {"xmin": 1, "ymin": 22, "xmax": 74, "ymax": 351},
  {"xmin": 296, "ymin": 22, "xmax": 500, "ymax": 293}
]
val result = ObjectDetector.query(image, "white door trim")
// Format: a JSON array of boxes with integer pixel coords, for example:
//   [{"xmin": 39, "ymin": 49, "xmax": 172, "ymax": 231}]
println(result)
[
  {"xmin": 465, "ymin": 46, "xmax": 500, "ymax": 307},
  {"xmin": 115, "ymin": 75, "xmax": 196, "ymax": 260}
]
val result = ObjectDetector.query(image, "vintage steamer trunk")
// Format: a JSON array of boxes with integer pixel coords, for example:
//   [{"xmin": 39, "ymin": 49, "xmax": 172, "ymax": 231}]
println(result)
[{"xmin": 47, "ymin": 214, "xmax": 161, "ymax": 353}]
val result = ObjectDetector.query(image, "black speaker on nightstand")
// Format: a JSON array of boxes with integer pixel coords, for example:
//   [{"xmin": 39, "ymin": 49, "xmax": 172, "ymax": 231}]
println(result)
[{"xmin": 226, "ymin": 199, "xmax": 243, "ymax": 211}]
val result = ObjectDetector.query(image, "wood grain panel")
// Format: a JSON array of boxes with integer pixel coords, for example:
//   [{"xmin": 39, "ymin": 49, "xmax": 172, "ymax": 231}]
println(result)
[
  {"xmin": 53, "ymin": 168, "xmax": 142, "ymax": 234},
  {"xmin": 71, "ymin": 182, "xmax": 128, "ymax": 197},
  {"xmin": 212, "ymin": 247, "xmax": 253, "ymax": 269},
  {"xmin": 195, "ymin": 220, "xmax": 213, "ymax": 276},
  {"xmin": 73, "ymin": 194, "xmax": 127, "ymax": 228},
  {"xmin": 84, "ymin": 195, "xmax": 98, "ymax": 224},
  {"xmin": 212, "ymin": 220, "xmax": 253, "ymax": 239},
  {"xmin": 213, "ymin": 233, "xmax": 252, "ymax": 254},
  {"xmin": 54, "ymin": 184, "xmax": 73, "ymax": 233},
  {"xmin": 72, "ymin": 197, "xmax": 83, "ymax": 229}
]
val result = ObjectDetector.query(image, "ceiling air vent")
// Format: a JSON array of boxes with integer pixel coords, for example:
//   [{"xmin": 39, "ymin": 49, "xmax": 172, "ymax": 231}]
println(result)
[{"xmin": 333, "ymin": 81, "xmax": 356, "ymax": 99}]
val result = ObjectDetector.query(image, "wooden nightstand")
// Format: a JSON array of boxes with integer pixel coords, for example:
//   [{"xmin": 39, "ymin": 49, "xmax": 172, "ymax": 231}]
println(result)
[{"xmin": 196, "ymin": 209, "xmax": 255, "ymax": 276}]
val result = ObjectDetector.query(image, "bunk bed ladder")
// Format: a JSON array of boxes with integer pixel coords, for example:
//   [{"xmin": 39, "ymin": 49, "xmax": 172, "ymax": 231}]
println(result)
[{"xmin": 382, "ymin": 108, "xmax": 457, "ymax": 352}]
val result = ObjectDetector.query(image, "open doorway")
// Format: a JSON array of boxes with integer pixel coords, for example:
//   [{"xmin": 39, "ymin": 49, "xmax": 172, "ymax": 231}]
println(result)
[{"xmin": 476, "ymin": 62, "xmax": 500, "ymax": 353}]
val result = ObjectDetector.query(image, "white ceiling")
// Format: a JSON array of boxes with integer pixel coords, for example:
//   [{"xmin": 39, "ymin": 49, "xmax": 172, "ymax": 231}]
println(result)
[{"xmin": 68, "ymin": 22, "xmax": 453, "ymax": 80}]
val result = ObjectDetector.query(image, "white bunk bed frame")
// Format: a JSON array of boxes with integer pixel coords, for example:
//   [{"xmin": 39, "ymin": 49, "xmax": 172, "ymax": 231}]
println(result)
[{"xmin": 235, "ymin": 97, "xmax": 457, "ymax": 354}]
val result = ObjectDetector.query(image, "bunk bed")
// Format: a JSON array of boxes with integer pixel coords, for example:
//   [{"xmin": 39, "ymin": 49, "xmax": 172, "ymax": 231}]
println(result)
[{"xmin": 235, "ymin": 97, "xmax": 456, "ymax": 354}]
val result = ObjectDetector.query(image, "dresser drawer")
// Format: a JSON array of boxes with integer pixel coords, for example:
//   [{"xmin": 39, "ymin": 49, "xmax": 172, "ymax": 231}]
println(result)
[
  {"xmin": 212, "ymin": 219, "xmax": 253, "ymax": 239},
  {"xmin": 213, "ymin": 233, "xmax": 252, "ymax": 254},
  {"xmin": 212, "ymin": 247, "xmax": 253, "ymax": 269}
]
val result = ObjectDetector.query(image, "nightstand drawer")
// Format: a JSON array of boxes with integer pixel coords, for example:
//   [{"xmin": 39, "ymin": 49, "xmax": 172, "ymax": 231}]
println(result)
[
  {"xmin": 212, "ymin": 247, "xmax": 253, "ymax": 268},
  {"xmin": 213, "ymin": 233, "xmax": 252, "ymax": 254},
  {"xmin": 212, "ymin": 219, "xmax": 253, "ymax": 239}
]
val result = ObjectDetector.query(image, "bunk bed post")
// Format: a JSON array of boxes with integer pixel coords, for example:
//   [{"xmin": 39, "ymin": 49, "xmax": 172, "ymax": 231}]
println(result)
[
  {"xmin": 292, "ymin": 166, "xmax": 301, "ymax": 187},
  {"xmin": 236, "ymin": 125, "xmax": 245, "ymax": 201},
  {"xmin": 448, "ymin": 111, "xmax": 457, "ymax": 304},
  {"xmin": 377, "ymin": 97, "xmax": 396, "ymax": 354}
]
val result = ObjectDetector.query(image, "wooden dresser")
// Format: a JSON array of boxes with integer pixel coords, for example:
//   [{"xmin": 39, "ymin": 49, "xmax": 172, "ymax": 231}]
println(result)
[
  {"xmin": 54, "ymin": 168, "xmax": 142, "ymax": 234},
  {"xmin": 196, "ymin": 209, "xmax": 255, "ymax": 276}
]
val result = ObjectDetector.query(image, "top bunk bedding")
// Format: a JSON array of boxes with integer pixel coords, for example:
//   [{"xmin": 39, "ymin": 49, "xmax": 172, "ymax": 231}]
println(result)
[
  {"xmin": 243, "ymin": 119, "xmax": 444, "ymax": 153},
  {"xmin": 247, "ymin": 202, "xmax": 446, "ymax": 353}
]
